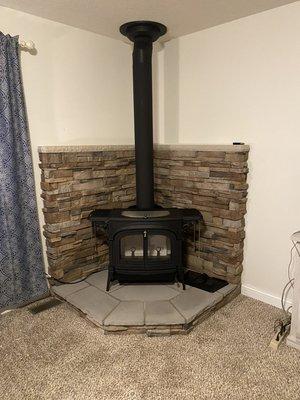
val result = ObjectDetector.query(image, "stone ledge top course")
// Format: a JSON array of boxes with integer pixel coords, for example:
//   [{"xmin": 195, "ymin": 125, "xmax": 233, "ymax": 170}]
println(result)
[{"xmin": 38, "ymin": 144, "xmax": 249, "ymax": 154}]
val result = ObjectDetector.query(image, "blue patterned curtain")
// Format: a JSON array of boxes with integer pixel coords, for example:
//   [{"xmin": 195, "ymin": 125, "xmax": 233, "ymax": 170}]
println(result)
[{"xmin": 0, "ymin": 33, "xmax": 48, "ymax": 309}]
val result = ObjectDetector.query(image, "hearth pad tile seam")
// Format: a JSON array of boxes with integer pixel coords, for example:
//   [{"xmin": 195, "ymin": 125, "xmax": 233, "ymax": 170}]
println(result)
[
  {"xmin": 168, "ymin": 287, "xmax": 183, "ymax": 297},
  {"xmin": 101, "ymin": 299, "xmax": 121, "ymax": 325},
  {"xmin": 168, "ymin": 299, "xmax": 188, "ymax": 324},
  {"xmin": 87, "ymin": 281, "xmax": 120, "ymax": 295},
  {"xmin": 107, "ymin": 287, "xmax": 125, "ymax": 299},
  {"xmin": 107, "ymin": 290, "xmax": 129, "ymax": 301},
  {"xmin": 107, "ymin": 280, "xmax": 141, "ymax": 296},
  {"xmin": 107, "ymin": 286, "xmax": 180, "ymax": 301},
  {"xmin": 167, "ymin": 284, "xmax": 189, "ymax": 293},
  {"xmin": 51, "ymin": 284, "xmax": 90, "ymax": 300},
  {"xmin": 190, "ymin": 296, "xmax": 222, "ymax": 321}
]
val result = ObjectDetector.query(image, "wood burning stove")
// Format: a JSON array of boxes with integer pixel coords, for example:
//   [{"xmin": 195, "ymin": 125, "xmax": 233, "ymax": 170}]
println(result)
[
  {"xmin": 90, "ymin": 208, "xmax": 201, "ymax": 290},
  {"xmin": 89, "ymin": 21, "xmax": 202, "ymax": 291}
]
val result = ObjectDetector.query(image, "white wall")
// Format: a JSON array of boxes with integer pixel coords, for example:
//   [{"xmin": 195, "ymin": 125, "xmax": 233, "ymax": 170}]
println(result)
[
  {"xmin": 0, "ymin": 6, "xmax": 166, "ymax": 270},
  {"xmin": 0, "ymin": 6, "xmax": 136, "ymax": 267},
  {"xmin": 0, "ymin": 7, "xmax": 134, "ymax": 146},
  {"xmin": 163, "ymin": 2, "xmax": 300, "ymax": 306}
]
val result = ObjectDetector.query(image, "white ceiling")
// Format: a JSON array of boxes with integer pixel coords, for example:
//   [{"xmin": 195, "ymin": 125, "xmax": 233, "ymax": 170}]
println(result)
[{"xmin": 0, "ymin": 0, "xmax": 297, "ymax": 42}]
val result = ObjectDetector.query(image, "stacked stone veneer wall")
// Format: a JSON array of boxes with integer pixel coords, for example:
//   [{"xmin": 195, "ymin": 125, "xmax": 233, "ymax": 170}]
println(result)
[
  {"xmin": 39, "ymin": 147, "xmax": 135, "ymax": 280},
  {"xmin": 39, "ymin": 145, "xmax": 249, "ymax": 283},
  {"xmin": 154, "ymin": 145, "xmax": 249, "ymax": 284}
]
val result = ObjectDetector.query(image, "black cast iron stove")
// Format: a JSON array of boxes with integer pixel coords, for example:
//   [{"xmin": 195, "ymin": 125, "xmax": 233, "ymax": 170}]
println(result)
[{"xmin": 90, "ymin": 21, "xmax": 202, "ymax": 291}]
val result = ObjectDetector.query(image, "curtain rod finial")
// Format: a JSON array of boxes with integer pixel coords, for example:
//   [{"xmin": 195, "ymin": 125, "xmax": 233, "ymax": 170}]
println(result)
[{"xmin": 19, "ymin": 40, "xmax": 35, "ymax": 51}]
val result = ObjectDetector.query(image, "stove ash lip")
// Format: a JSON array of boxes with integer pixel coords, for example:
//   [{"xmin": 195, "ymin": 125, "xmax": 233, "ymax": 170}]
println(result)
[
  {"xmin": 121, "ymin": 210, "xmax": 170, "ymax": 219},
  {"xmin": 89, "ymin": 207, "xmax": 202, "ymax": 223}
]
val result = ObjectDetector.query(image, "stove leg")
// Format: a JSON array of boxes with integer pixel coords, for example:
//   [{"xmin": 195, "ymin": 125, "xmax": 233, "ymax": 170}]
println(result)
[
  {"xmin": 106, "ymin": 269, "xmax": 113, "ymax": 292},
  {"xmin": 178, "ymin": 268, "xmax": 186, "ymax": 290}
]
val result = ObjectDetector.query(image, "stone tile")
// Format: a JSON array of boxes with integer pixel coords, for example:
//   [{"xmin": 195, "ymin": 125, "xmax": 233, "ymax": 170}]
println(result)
[
  {"xmin": 145, "ymin": 301, "xmax": 185, "ymax": 325},
  {"xmin": 171, "ymin": 287, "xmax": 223, "ymax": 323},
  {"xmin": 217, "ymin": 283, "xmax": 237, "ymax": 296},
  {"xmin": 103, "ymin": 301, "xmax": 144, "ymax": 326},
  {"xmin": 52, "ymin": 281, "xmax": 89, "ymax": 299},
  {"xmin": 85, "ymin": 270, "xmax": 120, "ymax": 292},
  {"xmin": 111, "ymin": 284, "xmax": 179, "ymax": 301},
  {"xmin": 67, "ymin": 286, "xmax": 119, "ymax": 324}
]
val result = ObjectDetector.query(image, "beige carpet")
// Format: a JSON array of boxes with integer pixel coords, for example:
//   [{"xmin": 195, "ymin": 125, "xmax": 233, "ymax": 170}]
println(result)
[{"xmin": 0, "ymin": 295, "xmax": 299, "ymax": 400}]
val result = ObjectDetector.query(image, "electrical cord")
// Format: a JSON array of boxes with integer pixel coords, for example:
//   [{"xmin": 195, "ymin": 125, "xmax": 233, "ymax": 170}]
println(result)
[
  {"xmin": 281, "ymin": 278, "xmax": 294, "ymax": 314},
  {"xmin": 288, "ymin": 243, "xmax": 297, "ymax": 287},
  {"xmin": 280, "ymin": 240, "xmax": 300, "ymax": 314},
  {"xmin": 46, "ymin": 270, "xmax": 99, "ymax": 285},
  {"xmin": 293, "ymin": 240, "xmax": 300, "ymax": 257},
  {"xmin": 271, "ymin": 237, "xmax": 299, "ymax": 346}
]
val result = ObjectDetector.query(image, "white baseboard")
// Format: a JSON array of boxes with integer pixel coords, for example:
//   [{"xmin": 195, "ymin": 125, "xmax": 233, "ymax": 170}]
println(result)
[
  {"xmin": 287, "ymin": 334, "xmax": 300, "ymax": 351},
  {"xmin": 241, "ymin": 284, "xmax": 292, "ymax": 309}
]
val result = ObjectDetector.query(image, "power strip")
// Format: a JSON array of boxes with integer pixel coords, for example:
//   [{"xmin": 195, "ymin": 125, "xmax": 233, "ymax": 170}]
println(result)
[{"xmin": 269, "ymin": 315, "xmax": 291, "ymax": 351}]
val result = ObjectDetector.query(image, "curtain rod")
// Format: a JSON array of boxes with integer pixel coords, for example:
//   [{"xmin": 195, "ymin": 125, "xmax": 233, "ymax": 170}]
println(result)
[{"xmin": 19, "ymin": 40, "xmax": 35, "ymax": 51}]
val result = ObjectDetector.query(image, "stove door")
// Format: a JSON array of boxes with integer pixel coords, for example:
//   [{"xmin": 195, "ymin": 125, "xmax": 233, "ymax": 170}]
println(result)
[
  {"xmin": 119, "ymin": 232, "xmax": 145, "ymax": 265},
  {"xmin": 147, "ymin": 234, "xmax": 171, "ymax": 261},
  {"xmin": 114, "ymin": 229, "xmax": 179, "ymax": 270}
]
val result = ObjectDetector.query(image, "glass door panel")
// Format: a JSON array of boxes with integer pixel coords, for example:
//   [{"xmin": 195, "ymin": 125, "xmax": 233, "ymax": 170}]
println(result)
[
  {"xmin": 147, "ymin": 234, "xmax": 171, "ymax": 261},
  {"xmin": 120, "ymin": 234, "xmax": 144, "ymax": 261}
]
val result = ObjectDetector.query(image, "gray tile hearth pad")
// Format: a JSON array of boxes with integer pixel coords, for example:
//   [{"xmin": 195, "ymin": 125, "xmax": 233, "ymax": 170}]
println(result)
[{"xmin": 52, "ymin": 270, "xmax": 237, "ymax": 335}]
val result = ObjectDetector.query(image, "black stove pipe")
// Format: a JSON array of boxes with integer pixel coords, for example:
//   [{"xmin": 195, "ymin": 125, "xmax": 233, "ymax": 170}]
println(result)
[{"xmin": 120, "ymin": 21, "xmax": 167, "ymax": 210}]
